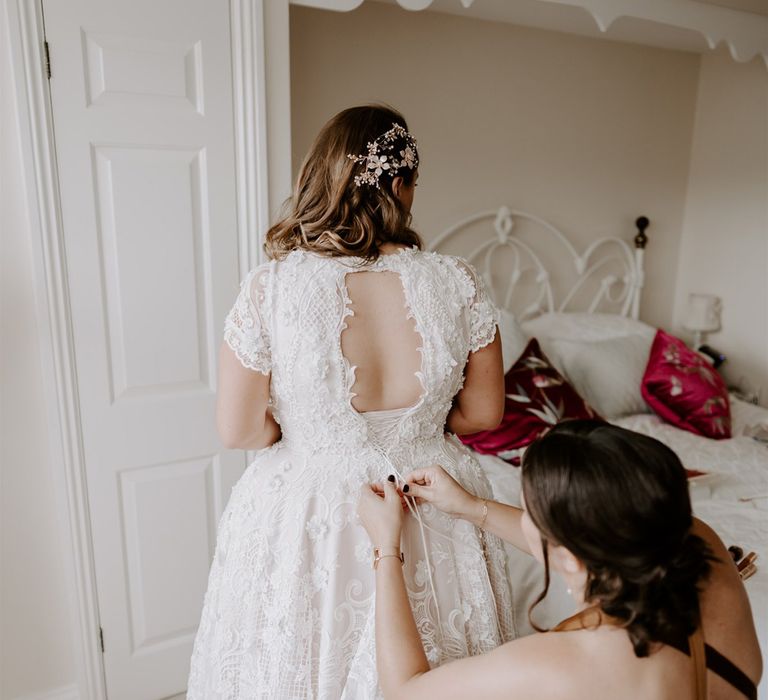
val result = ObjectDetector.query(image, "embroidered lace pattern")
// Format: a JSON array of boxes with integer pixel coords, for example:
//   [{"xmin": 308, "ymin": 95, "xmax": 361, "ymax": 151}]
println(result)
[{"xmin": 188, "ymin": 247, "xmax": 513, "ymax": 699}]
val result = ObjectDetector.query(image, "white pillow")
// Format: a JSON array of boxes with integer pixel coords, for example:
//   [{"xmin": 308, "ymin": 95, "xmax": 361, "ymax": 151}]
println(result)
[
  {"xmin": 521, "ymin": 312, "xmax": 655, "ymax": 342},
  {"xmin": 547, "ymin": 334, "xmax": 653, "ymax": 417},
  {"xmin": 498, "ymin": 308, "xmax": 529, "ymax": 372}
]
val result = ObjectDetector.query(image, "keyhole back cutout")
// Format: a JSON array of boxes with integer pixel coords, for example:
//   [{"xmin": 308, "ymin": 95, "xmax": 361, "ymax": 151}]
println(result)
[{"xmin": 340, "ymin": 270, "xmax": 424, "ymax": 413}]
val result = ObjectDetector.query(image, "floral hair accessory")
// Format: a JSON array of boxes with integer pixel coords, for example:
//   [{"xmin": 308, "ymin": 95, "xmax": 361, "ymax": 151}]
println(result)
[{"xmin": 347, "ymin": 123, "xmax": 419, "ymax": 188}]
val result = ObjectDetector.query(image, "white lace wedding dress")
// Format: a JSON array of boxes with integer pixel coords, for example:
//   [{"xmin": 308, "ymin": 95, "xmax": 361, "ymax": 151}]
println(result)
[{"xmin": 187, "ymin": 247, "xmax": 517, "ymax": 699}]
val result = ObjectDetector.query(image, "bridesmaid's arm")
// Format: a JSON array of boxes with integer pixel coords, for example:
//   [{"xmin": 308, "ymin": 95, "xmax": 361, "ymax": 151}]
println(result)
[
  {"xmin": 359, "ymin": 481, "xmax": 540, "ymax": 699},
  {"xmin": 472, "ymin": 500, "xmax": 531, "ymax": 556},
  {"xmin": 374, "ymin": 556, "xmax": 430, "ymax": 695},
  {"xmin": 404, "ymin": 465, "xmax": 532, "ymax": 555},
  {"xmin": 374, "ymin": 552, "xmax": 545, "ymax": 699}
]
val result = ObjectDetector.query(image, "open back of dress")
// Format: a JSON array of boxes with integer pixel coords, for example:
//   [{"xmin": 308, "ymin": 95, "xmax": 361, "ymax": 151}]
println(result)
[{"xmin": 341, "ymin": 270, "xmax": 423, "ymax": 413}]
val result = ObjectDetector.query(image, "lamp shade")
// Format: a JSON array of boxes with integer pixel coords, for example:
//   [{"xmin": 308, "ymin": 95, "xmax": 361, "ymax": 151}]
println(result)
[{"xmin": 683, "ymin": 293, "xmax": 721, "ymax": 333}]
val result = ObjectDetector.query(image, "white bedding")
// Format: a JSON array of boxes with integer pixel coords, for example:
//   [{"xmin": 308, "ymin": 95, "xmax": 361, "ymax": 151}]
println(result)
[{"xmin": 477, "ymin": 397, "xmax": 768, "ymax": 696}]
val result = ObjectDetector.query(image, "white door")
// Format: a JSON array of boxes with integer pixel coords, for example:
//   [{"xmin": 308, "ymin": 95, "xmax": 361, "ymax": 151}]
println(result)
[{"xmin": 42, "ymin": 1, "xmax": 246, "ymax": 697}]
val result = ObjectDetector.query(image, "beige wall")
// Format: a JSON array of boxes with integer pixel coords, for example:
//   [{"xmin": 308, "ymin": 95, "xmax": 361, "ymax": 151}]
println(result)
[
  {"xmin": 673, "ymin": 51, "xmax": 768, "ymax": 404},
  {"xmin": 1, "ymin": 5, "xmax": 79, "ymax": 699},
  {"xmin": 290, "ymin": 2, "xmax": 701, "ymax": 330}
]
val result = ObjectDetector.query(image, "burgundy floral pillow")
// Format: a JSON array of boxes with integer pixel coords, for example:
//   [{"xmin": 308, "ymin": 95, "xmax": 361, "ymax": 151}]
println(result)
[
  {"xmin": 459, "ymin": 338, "xmax": 600, "ymax": 465},
  {"xmin": 641, "ymin": 330, "xmax": 731, "ymax": 439}
]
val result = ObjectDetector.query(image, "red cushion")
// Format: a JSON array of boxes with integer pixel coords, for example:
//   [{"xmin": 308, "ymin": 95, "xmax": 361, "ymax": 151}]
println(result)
[
  {"xmin": 459, "ymin": 338, "xmax": 600, "ymax": 464},
  {"xmin": 641, "ymin": 330, "xmax": 731, "ymax": 439}
]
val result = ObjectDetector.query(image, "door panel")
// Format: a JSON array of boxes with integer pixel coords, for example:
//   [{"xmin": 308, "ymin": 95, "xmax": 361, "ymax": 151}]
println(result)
[
  {"xmin": 43, "ymin": 1, "xmax": 244, "ymax": 697},
  {"xmin": 92, "ymin": 144, "xmax": 213, "ymax": 399}
]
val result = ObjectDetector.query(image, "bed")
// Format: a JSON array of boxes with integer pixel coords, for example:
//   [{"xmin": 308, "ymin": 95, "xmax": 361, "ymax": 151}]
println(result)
[{"xmin": 430, "ymin": 207, "xmax": 768, "ymax": 696}]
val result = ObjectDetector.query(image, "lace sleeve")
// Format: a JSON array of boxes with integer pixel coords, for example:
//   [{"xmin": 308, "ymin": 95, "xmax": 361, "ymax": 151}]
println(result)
[
  {"xmin": 223, "ymin": 263, "xmax": 272, "ymax": 374},
  {"xmin": 459, "ymin": 261, "xmax": 499, "ymax": 353}
]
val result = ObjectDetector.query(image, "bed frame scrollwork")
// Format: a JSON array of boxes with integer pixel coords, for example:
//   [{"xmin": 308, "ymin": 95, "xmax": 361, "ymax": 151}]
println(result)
[{"xmin": 429, "ymin": 208, "xmax": 650, "ymax": 321}]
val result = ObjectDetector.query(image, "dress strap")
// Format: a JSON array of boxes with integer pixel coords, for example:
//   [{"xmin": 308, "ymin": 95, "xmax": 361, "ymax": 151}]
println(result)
[
  {"xmin": 688, "ymin": 625, "xmax": 708, "ymax": 700},
  {"xmin": 703, "ymin": 645, "xmax": 757, "ymax": 700}
]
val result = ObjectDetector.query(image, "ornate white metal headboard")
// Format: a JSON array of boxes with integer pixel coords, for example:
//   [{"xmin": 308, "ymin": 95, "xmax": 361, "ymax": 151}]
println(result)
[{"xmin": 429, "ymin": 208, "xmax": 649, "ymax": 320}]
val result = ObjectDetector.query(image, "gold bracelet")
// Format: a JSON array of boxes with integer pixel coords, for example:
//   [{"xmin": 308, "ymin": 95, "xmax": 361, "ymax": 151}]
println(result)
[
  {"xmin": 477, "ymin": 499, "xmax": 488, "ymax": 529},
  {"xmin": 373, "ymin": 547, "xmax": 404, "ymax": 570}
]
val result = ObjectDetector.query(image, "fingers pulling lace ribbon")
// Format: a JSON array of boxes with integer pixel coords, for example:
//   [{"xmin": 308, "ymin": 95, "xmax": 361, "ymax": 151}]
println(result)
[{"xmin": 374, "ymin": 449, "xmax": 504, "ymax": 649}]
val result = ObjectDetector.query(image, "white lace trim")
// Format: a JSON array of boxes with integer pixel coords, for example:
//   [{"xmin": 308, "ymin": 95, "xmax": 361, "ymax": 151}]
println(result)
[
  {"xmin": 450, "ymin": 257, "xmax": 500, "ymax": 353},
  {"xmin": 223, "ymin": 263, "xmax": 272, "ymax": 374}
]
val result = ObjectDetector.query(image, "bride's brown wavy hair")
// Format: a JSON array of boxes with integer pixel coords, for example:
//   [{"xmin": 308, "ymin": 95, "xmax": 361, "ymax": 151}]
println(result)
[
  {"xmin": 522, "ymin": 420, "xmax": 715, "ymax": 657},
  {"xmin": 265, "ymin": 105, "xmax": 422, "ymax": 261}
]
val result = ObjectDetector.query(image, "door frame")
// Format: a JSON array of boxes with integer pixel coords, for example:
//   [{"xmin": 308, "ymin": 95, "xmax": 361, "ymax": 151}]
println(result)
[{"xmin": 6, "ymin": 0, "xmax": 292, "ymax": 696}]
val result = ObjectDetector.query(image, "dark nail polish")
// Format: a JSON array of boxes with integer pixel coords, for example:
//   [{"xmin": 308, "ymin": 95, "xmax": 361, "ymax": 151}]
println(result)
[
  {"xmin": 403, "ymin": 484, "xmax": 410, "ymax": 493},
  {"xmin": 387, "ymin": 475, "xmax": 395, "ymax": 482}
]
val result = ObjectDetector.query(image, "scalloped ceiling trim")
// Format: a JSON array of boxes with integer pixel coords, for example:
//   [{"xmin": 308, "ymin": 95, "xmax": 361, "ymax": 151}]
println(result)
[
  {"xmin": 397, "ymin": 0, "xmax": 437, "ymax": 8},
  {"xmin": 535, "ymin": 0, "xmax": 768, "ymax": 66},
  {"xmin": 293, "ymin": 0, "xmax": 768, "ymax": 67},
  {"xmin": 293, "ymin": 0, "xmax": 366, "ymax": 9}
]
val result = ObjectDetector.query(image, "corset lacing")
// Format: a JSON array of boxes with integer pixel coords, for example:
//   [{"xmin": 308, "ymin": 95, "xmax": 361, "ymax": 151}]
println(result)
[{"xmin": 360, "ymin": 406, "xmax": 503, "ymax": 648}]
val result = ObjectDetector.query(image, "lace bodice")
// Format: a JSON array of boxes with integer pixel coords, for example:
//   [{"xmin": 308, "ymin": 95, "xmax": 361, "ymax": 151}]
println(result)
[{"xmin": 223, "ymin": 247, "xmax": 498, "ymax": 458}]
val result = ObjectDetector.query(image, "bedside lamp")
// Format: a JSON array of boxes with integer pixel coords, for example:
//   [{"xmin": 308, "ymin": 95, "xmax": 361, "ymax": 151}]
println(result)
[{"xmin": 683, "ymin": 293, "xmax": 721, "ymax": 349}]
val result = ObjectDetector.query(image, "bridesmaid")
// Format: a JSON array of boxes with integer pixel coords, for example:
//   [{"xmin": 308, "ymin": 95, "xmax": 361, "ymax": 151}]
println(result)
[{"xmin": 358, "ymin": 420, "xmax": 762, "ymax": 699}]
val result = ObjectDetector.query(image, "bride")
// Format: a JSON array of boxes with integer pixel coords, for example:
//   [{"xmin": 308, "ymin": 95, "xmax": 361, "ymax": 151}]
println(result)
[{"xmin": 187, "ymin": 104, "xmax": 516, "ymax": 699}]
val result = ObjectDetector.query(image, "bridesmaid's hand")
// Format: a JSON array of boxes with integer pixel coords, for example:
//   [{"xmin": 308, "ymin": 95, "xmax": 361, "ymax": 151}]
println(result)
[
  {"xmin": 404, "ymin": 464, "xmax": 481, "ymax": 521},
  {"xmin": 357, "ymin": 479, "xmax": 404, "ymax": 548}
]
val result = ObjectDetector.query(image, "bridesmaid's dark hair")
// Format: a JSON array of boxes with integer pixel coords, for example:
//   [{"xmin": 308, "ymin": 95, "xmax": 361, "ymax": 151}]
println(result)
[{"xmin": 521, "ymin": 420, "xmax": 715, "ymax": 657}]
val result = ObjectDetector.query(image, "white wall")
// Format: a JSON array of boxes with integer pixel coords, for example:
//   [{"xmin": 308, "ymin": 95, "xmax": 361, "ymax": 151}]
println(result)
[
  {"xmin": 673, "ymin": 51, "xmax": 768, "ymax": 405},
  {"xmin": 1, "ymin": 5, "xmax": 79, "ymax": 699},
  {"xmin": 289, "ymin": 1, "xmax": 702, "ymax": 330}
]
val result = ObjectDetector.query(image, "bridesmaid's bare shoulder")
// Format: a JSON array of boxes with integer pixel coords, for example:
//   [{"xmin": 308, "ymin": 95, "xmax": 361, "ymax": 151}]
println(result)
[{"xmin": 398, "ymin": 630, "xmax": 579, "ymax": 700}]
